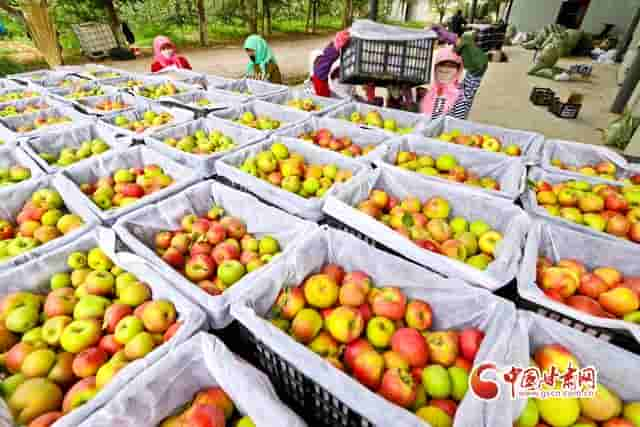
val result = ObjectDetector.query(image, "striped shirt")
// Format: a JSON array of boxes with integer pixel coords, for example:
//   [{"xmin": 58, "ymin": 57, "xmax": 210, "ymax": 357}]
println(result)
[{"xmin": 430, "ymin": 72, "xmax": 483, "ymax": 121}]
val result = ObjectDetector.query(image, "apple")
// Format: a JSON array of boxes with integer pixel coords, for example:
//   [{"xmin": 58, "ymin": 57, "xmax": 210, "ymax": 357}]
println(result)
[
  {"xmin": 60, "ymin": 319, "xmax": 101, "ymax": 354},
  {"xmin": 185, "ymin": 254, "xmax": 216, "ymax": 282},
  {"xmin": 378, "ymin": 368, "xmax": 417, "ymax": 408},
  {"xmin": 459, "ymin": 328, "xmax": 484, "ymax": 362},
  {"xmin": 352, "ymin": 350, "xmax": 384, "ymax": 389},
  {"xmin": 118, "ymin": 281, "xmax": 151, "ymax": 306},
  {"xmin": 274, "ymin": 287, "xmax": 306, "ymax": 320},
  {"xmin": 114, "ymin": 315, "xmax": 144, "ymax": 344},
  {"xmin": 73, "ymin": 295, "xmax": 111, "ymax": 320},
  {"xmin": 62, "ymin": 376, "xmax": 98, "ymax": 413},
  {"xmin": 217, "ymin": 260, "xmax": 246, "ymax": 287},
  {"xmin": 290, "ymin": 308, "xmax": 323, "ymax": 344},
  {"xmin": 98, "ymin": 334, "xmax": 123, "ymax": 355},
  {"xmin": 391, "ymin": 328, "xmax": 429, "ymax": 368},
  {"xmin": 304, "ymin": 274, "xmax": 339, "ymax": 309},
  {"xmin": 44, "ymin": 288, "xmax": 77, "ymax": 318},
  {"xmin": 9, "ymin": 378, "xmax": 63, "ymax": 424},
  {"xmin": 371, "ymin": 287, "xmax": 407, "ymax": 321},
  {"xmin": 72, "ymin": 347, "xmax": 108, "ymax": 378},
  {"xmin": 423, "ymin": 196, "xmax": 450, "ymax": 219},
  {"xmin": 365, "ymin": 316, "xmax": 396, "ymax": 349},
  {"xmin": 326, "ymin": 306, "xmax": 364, "ymax": 343},
  {"xmin": 41, "ymin": 316, "xmax": 72, "ymax": 346},
  {"xmin": 184, "ymin": 404, "xmax": 225, "ymax": 427},
  {"xmin": 124, "ymin": 331, "xmax": 156, "ymax": 360},
  {"xmin": 478, "ymin": 231, "xmax": 502, "ymax": 256}
]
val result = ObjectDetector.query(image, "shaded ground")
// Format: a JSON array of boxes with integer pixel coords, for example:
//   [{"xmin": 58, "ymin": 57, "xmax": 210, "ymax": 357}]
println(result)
[{"xmin": 470, "ymin": 46, "xmax": 619, "ymax": 146}]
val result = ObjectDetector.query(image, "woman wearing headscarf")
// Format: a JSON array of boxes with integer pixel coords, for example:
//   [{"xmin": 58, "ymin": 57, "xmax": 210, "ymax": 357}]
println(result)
[
  {"xmin": 244, "ymin": 35, "xmax": 282, "ymax": 84},
  {"xmin": 150, "ymin": 36, "xmax": 192, "ymax": 73},
  {"xmin": 311, "ymin": 30, "xmax": 351, "ymax": 97}
]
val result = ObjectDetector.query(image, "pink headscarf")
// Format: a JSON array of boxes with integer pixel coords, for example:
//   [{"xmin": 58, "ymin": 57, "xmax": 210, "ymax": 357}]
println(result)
[
  {"xmin": 420, "ymin": 46, "xmax": 463, "ymax": 118},
  {"xmin": 334, "ymin": 30, "xmax": 350, "ymax": 50},
  {"xmin": 153, "ymin": 36, "xmax": 179, "ymax": 68}
]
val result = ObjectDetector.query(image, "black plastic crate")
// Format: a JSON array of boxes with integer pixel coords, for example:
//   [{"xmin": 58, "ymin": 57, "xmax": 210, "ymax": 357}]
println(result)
[
  {"xmin": 549, "ymin": 96, "xmax": 582, "ymax": 119},
  {"xmin": 340, "ymin": 37, "xmax": 435, "ymax": 86},
  {"xmin": 517, "ymin": 296, "xmax": 640, "ymax": 354},
  {"xmin": 529, "ymin": 87, "xmax": 556, "ymax": 106},
  {"xmin": 234, "ymin": 316, "xmax": 374, "ymax": 427}
]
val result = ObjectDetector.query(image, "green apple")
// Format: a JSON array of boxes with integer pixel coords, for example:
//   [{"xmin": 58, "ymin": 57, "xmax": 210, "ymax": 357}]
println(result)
[
  {"xmin": 469, "ymin": 220, "xmax": 491, "ymax": 238},
  {"xmin": 366, "ymin": 316, "xmax": 396, "ymax": 348},
  {"xmin": 115, "ymin": 272, "xmax": 138, "ymax": 293},
  {"xmin": 87, "ymin": 247, "xmax": 113, "ymax": 271},
  {"xmin": 73, "ymin": 295, "xmax": 111, "ymax": 320},
  {"xmin": 42, "ymin": 315, "xmax": 72, "ymax": 346},
  {"xmin": 1, "ymin": 373, "xmax": 25, "ymax": 398},
  {"xmin": 84, "ymin": 270, "xmax": 115, "ymax": 296},
  {"xmin": 67, "ymin": 252, "xmax": 88, "ymax": 270},
  {"xmin": 114, "ymin": 315, "xmax": 144, "ymax": 344},
  {"xmin": 449, "ymin": 217, "xmax": 468, "ymax": 234},
  {"xmin": 50, "ymin": 272, "xmax": 72, "ymax": 290},
  {"xmin": 117, "ymin": 281, "xmax": 151, "ymax": 307},
  {"xmin": 41, "ymin": 210, "xmax": 63, "ymax": 227},
  {"xmin": 236, "ymin": 416, "xmax": 256, "ymax": 427},
  {"xmin": 60, "ymin": 319, "xmax": 101, "ymax": 353},
  {"xmin": 217, "ymin": 260, "xmax": 246, "ymax": 287},
  {"xmin": 5, "ymin": 305, "xmax": 40, "ymax": 333},
  {"xmin": 21, "ymin": 327, "xmax": 46, "ymax": 348},
  {"xmin": 258, "ymin": 236, "xmax": 280, "ymax": 255},
  {"xmin": 95, "ymin": 358, "xmax": 127, "ymax": 389},
  {"xmin": 7, "ymin": 237, "xmax": 38, "ymax": 257}
]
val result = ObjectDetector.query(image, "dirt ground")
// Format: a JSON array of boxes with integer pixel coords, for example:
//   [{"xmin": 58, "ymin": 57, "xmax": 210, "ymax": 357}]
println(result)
[
  {"xmin": 96, "ymin": 37, "xmax": 622, "ymax": 146},
  {"xmin": 101, "ymin": 34, "xmax": 334, "ymax": 81}
]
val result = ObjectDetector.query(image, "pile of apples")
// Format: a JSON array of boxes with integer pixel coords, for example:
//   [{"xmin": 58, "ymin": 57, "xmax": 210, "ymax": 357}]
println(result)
[
  {"xmin": 87, "ymin": 71, "xmax": 120, "ymax": 79},
  {"xmin": 163, "ymin": 129, "xmax": 236, "ymax": 155},
  {"xmin": 154, "ymin": 206, "xmax": 280, "ymax": 294},
  {"xmin": 112, "ymin": 111, "xmax": 174, "ymax": 133},
  {"xmin": 533, "ymin": 179, "xmax": 640, "ymax": 243},
  {"xmin": 80, "ymin": 165, "xmax": 175, "ymax": 211},
  {"xmin": 0, "ymin": 189, "xmax": 84, "ymax": 261},
  {"xmin": 0, "ymin": 102, "xmax": 50, "ymax": 118},
  {"xmin": 550, "ymin": 158, "xmax": 640, "ymax": 184},
  {"xmin": 113, "ymin": 79, "xmax": 144, "ymax": 89},
  {"xmin": 138, "ymin": 82, "xmax": 181, "ymax": 99},
  {"xmin": 159, "ymin": 387, "xmax": 256, "ymax": 427},
  {"xmin": 287, "ymin": 98, "xmax": 320, "ymax": 112},
  {"xmin": 38, "ymin": 138, "xmax": 111, "ymax": 168},
  {"xmin": 357, "ymin": 190, "xmax": 503, "ymax": 270},
  {"xmin": 337, "ymin": 110, "xmax": 413, "ymax": 134},
  {"xmin": 536, "ymin": 257, "xmax": 640, "ymax": 322},
  {"xmin": 0, "ymin": 90, "xmax": 40, "ymax": 103},
  {"xmin": 54, "ymin": 79, "xmax": 83, "ymax": 88},
  {"xmin": 92, "ymin": 99, "xmax": 131, "ymax": 112},
  {"xmin": 514, "ymin": 344, "xmax": 640, "ymax": 427},
  {"xmin": 64, "ymin": 87, "xmax": 106, "ymax": 100},
  {"xmin": 297, "ymin": 128, "xmax": 378, "ymax": 158},
  {"xmin": 438, "ymin": 131, "xmax": 521, "ymax": 156},
  {"xmin": 0, "ymin": 164, "xmax": 31, "ymax": 187},
  {"xmin": 233, "ymin": 111, "xmax": 281, "ymax": 131},
  {"xmin": 239, "ymin": 142, "xmax": 353, "ymax": 199},
  {"xmin": 0, "ymin": 247, "xmax": 182, "ymax": 426},
  {"xmin": 268, "ymin": 264, "xmax": 486, "ymax": 426},
  {"xmin": 393, "ymin": 151, "xmax": 500, "ymax": 191},
  {"xmin": 15, "ymin": 116, "xmax": 72, "ymax": 133}
]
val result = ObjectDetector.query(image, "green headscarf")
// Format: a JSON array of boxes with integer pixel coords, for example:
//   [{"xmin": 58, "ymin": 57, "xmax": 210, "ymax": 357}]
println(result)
[{"xmin": 244, "ymin": 34, "xmax": 277, "ymax": 75}]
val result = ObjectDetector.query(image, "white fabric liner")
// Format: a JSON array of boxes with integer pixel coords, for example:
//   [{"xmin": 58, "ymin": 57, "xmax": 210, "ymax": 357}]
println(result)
[
  {"xmin": 0, "ymin": 227, "xmax": 206, "ymax": 427},
  {"xmin": 114, "ymin": 180, "xmax": 316, "ymax": 328},
  {"xmin": 350, "ymin": 19, "xmax": 437, "ymax": 41},
  {"xmin": 231, "ymin": 225, "xmax": 520, "ymax": 427}
]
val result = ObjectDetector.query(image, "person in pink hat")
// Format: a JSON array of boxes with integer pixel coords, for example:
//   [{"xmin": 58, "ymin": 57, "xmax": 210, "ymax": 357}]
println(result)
[
  {"xmin": 421, "ymin": 26, "xmax": 488, "ymax": 120},
  {"xmin": 151, "ymin": 35, "xmax": 192, "ymax": 73}
]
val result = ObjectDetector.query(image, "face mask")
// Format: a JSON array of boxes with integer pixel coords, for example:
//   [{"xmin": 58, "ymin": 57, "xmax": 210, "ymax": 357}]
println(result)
[
  {"xmin": 249, "ymin": 54, "xmax": 256, "ymax": 62},
  {"xmin": 161, "ymin": 49, "xmax": 174, "ymax": 59},
  {"xmin": 436, "ymin": 65, "xmax": 458, "ymax": 84}
]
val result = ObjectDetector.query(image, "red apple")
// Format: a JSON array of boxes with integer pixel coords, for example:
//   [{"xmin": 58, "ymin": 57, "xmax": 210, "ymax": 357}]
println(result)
[
  {"xmin": 321, "ymin": 264, "xmax": 345, "ymax": 285},
  {"xmin": 431, "ymin": 399, "xmax": 457, "ymax": 417},
  {"xmin": 352, "ymin": 350, "xmax": 384, "ymax": 389},
  {"xmin": 578, "ymin": 273, "xmax": 609, "ymax": 299},
  {"xmin": 102, "ymin": 304, "xmax": 133, "ymax": 334},
  {"xmin": 378, "ymin": 368, "xmax": 417, "ymax": 408},
  {"xmin": 391, "ymin": 328, "xmax": 429, "ymax": 368},
  {"xmin": 371, "ymin": 287, "xmax": 407, "ymax": 321},
  {"xmin": 343, "ymin": 338, "xmax": 373, "ymax": 370},
  {"xmin": 98, "ymin": 335, "xmax": 122, "ymax": 355},
  {"xmin": 185, "ymin": 254, "xmax": 216, "ymax": 282},
  {"xmin": 459, "ymin": 328, "xmax": 484, "ymax": 362},
  {"xmin": 206, "ymin": 223, "xmax": 227, "ymax": 245}
]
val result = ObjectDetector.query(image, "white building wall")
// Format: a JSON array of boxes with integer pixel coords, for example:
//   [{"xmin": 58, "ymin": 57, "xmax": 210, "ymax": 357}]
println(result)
[{"xmin": 510, "ymin": 0, "xmax": 638, "ymax": 35}]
